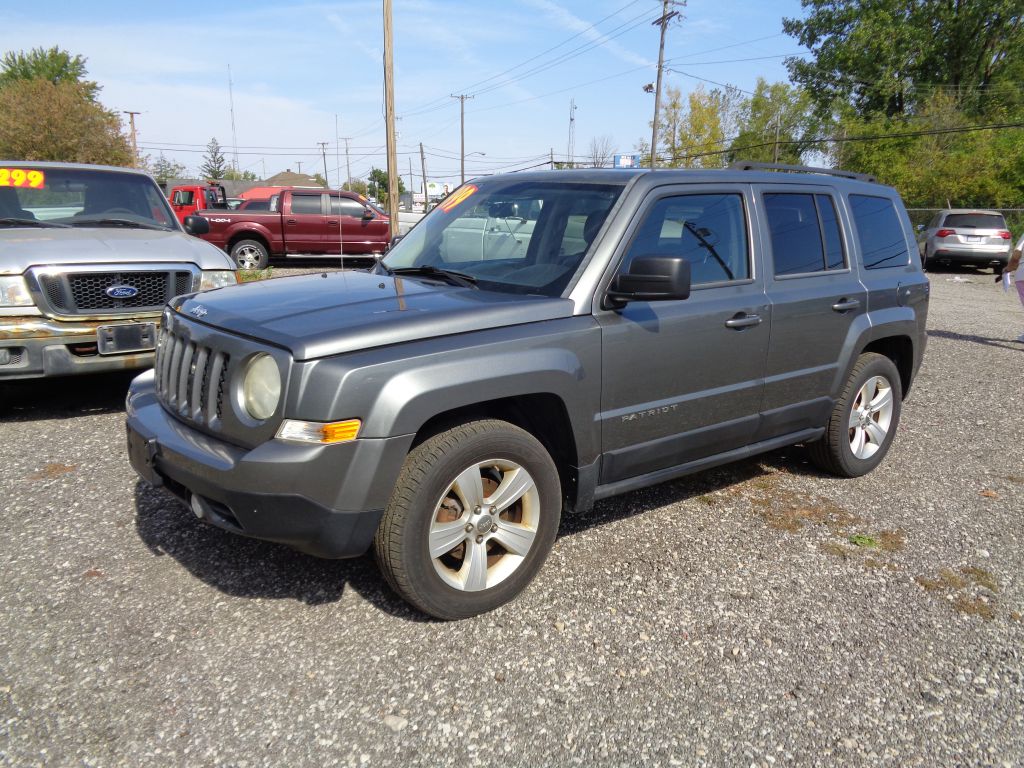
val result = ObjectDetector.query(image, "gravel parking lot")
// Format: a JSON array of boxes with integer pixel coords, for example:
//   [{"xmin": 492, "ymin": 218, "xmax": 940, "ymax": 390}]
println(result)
[{"xmin": 1, "ymin": 271, "xmax": 1022, "ymax": 767}]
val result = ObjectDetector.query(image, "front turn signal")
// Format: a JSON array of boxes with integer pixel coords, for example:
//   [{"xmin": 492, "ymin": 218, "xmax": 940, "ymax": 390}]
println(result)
[{"xmin": 276, "ymin": 418, "xmax": 361, "ymax": 444}]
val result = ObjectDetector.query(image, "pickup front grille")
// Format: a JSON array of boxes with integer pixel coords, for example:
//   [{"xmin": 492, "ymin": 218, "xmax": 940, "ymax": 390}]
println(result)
[
  {"xmin": 34, "ymin": 269, "xmax": 194, "ymax": 316},
  {"xmin": 155, "ymin": 326, "xmax": 230, "ymax": 429}
]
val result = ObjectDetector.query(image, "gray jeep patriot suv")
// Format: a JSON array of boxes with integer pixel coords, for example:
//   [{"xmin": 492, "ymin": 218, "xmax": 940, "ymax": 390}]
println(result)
[{"xmin": 126, "ymin": 164, "xmax": 929, "ymax": 619}]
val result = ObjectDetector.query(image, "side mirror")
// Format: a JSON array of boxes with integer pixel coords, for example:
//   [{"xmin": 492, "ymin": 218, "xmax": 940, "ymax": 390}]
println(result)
[
  {"xmin": 606, "ymin": 256, "xmax": 691, "ymax": 308},
  {"xmin": 184, "ymin": 215, "xmax": 210, "ymax": 236},
  {"xmin": 388, "ymin": 234, "xmax": 404, "ymax": 251},
  {"xmin": 362, "ymin": 208, "xmax": 375, "ymax": 220}
]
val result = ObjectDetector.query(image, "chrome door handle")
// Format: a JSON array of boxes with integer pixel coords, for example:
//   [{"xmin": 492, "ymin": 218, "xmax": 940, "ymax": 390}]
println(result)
[
  {"xmin": 725, "ymin": 313, "xmax": 762, "ymax": 329},
  {"xmin": 832, "ymin": 298, "xmax": 861, "ymax": 312},
  {"xmin": 286, "ymin": 218, "xmax": 297, "ymax": 225}
]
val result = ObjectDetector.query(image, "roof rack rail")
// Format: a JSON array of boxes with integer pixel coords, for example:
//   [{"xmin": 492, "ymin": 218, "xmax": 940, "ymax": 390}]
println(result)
[{"xmin": 729, "ymin": 161, "xmax": 877, "ymax": 184}]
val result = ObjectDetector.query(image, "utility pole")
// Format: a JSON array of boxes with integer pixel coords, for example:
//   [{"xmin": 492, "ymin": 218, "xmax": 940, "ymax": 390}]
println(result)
[
  {"xmin": 228, "ymin": 65, "xmax": 239, "ymax": 173},
  {"xmin": 567, "ymin": 98, "xmax": 577, "ymax": 169},
  {"xmin": 773, "ymin": 114, "xmax": 781, "ymax": 163},
  {"xmin": 335, "ymin": 114, "xmax": 341, "ymax": 188},
  {"xmin": 337, "ymin": 138, "xmax": 352, "ymax": 190},
  {"xmin": 408, "ymin": 156, "xmax": 414, "ymax": 204},
  {"xmin": 650, "ymin": 1, "xmax": 681, "ymax": 169},
  {"xmin": 419, "ymin": 142, "xmax": 428, "ymax": 212},
  {"xmin": 122, "ymin": 111, "xmax": 141, "ymax": 166},
  {"xmin": 451, "ymin": 94, "xmax": 473, "ymax": 184},
  {"xmin": 550, "ymin": 147, "xmax": 554, "ymax": 170},
  {"xmin": 383, "ymin": 0, "xmax": 400, "ymax": 238},
  {"xmin": 318, "ymin": 142, "xmax": 329, "ymax": 184},
  {"xmin": 295, "ymin": 161, "xmax": 303, "ymax": 174},
  {"xmin": 261, "ymin": 158, "xmax": 266, "ymax": 179}
]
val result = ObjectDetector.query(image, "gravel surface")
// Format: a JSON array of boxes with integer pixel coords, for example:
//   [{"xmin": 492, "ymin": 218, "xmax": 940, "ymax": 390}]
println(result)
[{"xmin": 1, "ymin": 271, "xmax": 1022, "ymax": 767}]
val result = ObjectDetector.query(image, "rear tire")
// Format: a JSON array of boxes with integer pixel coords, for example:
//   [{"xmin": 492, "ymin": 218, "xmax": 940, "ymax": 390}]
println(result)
[
  {"xmin": 230, "ymin": 239, "xmax": 269, "ymax": 270},
  {"xmin": 374, "ymin": 420, "xmax": 561, "ymax": 620},
  {"xmin": 808, "ymin": 353, "xmax": 903, "ymax": 478}
]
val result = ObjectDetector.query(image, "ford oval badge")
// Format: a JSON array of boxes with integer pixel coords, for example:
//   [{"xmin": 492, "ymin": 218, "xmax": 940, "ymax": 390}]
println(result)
[{"xmin": 106, "ymin": 285, "xmax": 139, "ymax": 299}]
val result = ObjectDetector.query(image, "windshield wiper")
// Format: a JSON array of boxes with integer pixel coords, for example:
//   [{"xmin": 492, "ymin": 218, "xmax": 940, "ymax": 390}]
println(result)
[
  {"xmin": 387, "ymin": 265, "xmax": 479, "ymax": 289},
  {"xmin": 0, "ymin": 217, "xmax": 70, "ymax": 228},
  {"xmin": 684, "ymin": 221, "xmax": 734, "ymax": 281},
  {"xmin": 69, "ymin": 218, "xmax": 168, "ymax": 231}
]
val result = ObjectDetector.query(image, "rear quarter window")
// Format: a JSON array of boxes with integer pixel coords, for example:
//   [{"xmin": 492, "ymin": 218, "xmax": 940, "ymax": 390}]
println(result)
[{"xmin": 849, "ymin": 194, "xmax": 910, "ymax": 270}]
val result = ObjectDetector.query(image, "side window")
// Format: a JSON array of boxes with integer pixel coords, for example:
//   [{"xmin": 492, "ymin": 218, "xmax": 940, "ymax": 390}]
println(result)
[
  {"xmin": 331, "ymin": 196, "xmax": 366, "ymax": 217},
  {"xmin": 291, "ymin": 194, "xmax": 322, "ymax": 215},
  {"xmin": 765, "ymin": 193, "xmax": 825, "ymax": 275},
  {"xmin": 817, "ymin": 194, "xmax": 845, "ymax": 269},
  {"xmin": 621, "ymin": 193, "xmax": 749, "ymax": 285},
  {"xmin": 173, "ymin": 190, "xmax": 194, "ymax": 206},
  {"xmin": 765, "ymin": 193, "xmax": 846, "ymax": 275},
  {"xmin": 849, "ymin": 194, "xmax": 909, "ymax": 270}
]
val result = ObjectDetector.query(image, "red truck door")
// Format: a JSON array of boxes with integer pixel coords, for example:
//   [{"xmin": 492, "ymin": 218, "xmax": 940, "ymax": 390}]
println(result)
[
  {"xmin": 284, "ymin": 192, "xmax": 327, "ymax": 253},
  {"xmin": 170, "ymin": 186, "xmax": 199, "ymax": 224},
  {"xmin": 328, "ymin": 193, "xmax": 389, "ymax": 254}
]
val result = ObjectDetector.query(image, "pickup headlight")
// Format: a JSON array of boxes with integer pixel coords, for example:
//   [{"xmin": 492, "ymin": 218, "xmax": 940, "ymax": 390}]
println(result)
[
  {"xmin": 0, "ymin": 276, "xmax": 34, "ymax": 307},
  {"xmin": 199, "ymin": 270, "xmax": 238, "ymax": 291},
  {"xmin": 242, "ymin": 353, "xmax": 281, "ymax": 420}
]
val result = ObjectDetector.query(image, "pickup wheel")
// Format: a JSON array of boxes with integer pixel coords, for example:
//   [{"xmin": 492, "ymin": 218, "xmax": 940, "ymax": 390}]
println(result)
[
  {"xmin": 374, "ymin": 420, "xmax": 561, "ymax": 620},
  {"xmin": 230, "ymin": 239, "xmax": 269, "ymax": 270},
  {"xmin": 808, "ymin": 352, "xmax": 902, "ymax": 477}
]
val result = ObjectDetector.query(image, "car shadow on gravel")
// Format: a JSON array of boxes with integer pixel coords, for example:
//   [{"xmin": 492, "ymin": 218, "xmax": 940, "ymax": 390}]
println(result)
[
  {"xmin": 0, "ymin": 370, "xmax": 138, "ymax": 422},
  {"xmin": 928, "ymin": 328, "xmax": 1023, "ymax": 352},
  {"xmin": 131, "ymin": 481, "xmax": 428, "ymax": 620}
]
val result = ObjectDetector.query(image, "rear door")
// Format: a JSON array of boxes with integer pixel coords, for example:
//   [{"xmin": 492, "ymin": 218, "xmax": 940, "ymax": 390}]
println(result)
[
  {"xmin": 596, "ymin": 184, "xmax": 770, "ymax": 485},
  {"xmin": 283, "ymin": 192, "xmax": 327, "ymax": 253},
  {"xmin": 754, "ymin": 185, "xmax": 867, "ymax": 440}
]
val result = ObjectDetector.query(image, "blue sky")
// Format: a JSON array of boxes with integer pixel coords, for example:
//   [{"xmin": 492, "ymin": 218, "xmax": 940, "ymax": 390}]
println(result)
[{"xmin": 0, "ymin": 0, "xmax": 807, "ymax": 184}]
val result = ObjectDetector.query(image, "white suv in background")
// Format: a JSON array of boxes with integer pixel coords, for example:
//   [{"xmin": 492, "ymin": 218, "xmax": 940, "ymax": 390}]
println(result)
[{"xmin": 919, "ymin": 208, "xmax": 1012, "ymax": 273}]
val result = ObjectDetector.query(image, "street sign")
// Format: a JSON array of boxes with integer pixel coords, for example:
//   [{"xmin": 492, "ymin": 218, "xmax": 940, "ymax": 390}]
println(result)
[{"xmin": 613, "ymin": 154, "xmax": 641, "ymax": 169}]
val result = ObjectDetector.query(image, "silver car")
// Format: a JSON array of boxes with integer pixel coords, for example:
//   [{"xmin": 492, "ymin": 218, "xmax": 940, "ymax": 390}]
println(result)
[
  {"xmin": 919, "ymin": 208, "xmax": 1012, "ymax": 272},
  {"xmin": 0, "ymin": 161, "xmax": 237, "ymax": 380}
]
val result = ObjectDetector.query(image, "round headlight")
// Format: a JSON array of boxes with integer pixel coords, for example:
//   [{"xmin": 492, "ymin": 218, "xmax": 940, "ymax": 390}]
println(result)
[{"xmin": 242, "ymin": 354, "xmax": 281, "ymax": 420}]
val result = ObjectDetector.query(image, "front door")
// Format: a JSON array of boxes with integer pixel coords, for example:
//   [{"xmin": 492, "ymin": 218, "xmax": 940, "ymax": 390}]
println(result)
[
  {"xmin": 328, "ymin": 195, "xmax": 388, "ymax": 254},
  {"xmin": 596, "ymin": 185, "xmax": 770, "ymax": 486},
  {"xmin": 284, "ymin": 192, "xmax": 326, "ymax": 253}
]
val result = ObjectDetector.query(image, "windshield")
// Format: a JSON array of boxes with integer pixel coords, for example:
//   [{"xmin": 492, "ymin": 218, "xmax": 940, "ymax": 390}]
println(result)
[
  {"xmin": 0, "ymin": 166, "xmax": 178, "ymax": 230},
  {"xmin": 942, "ymin": 213, "xmax": 1005, "ymax": 229},
  {"xmin": 382, "ymin": 179, "xmax": 624, "ymax": 296}
]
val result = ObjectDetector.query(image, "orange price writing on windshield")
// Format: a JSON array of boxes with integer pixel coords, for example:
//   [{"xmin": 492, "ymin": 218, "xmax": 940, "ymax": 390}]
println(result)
[
  {"xmin": 439, "ymin": 184, "xmax": 477, "ymax": 213},
  {"xmin": 0, "ymin": 168, "xmax": 46, "ymax": 188}
]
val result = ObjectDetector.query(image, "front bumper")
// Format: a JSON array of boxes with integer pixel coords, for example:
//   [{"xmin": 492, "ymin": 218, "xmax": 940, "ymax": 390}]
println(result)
[
  {"xmin": 125, "ymin": 370, "xmax": 413, "ymax": 559},
  {"xmin": 0, "ymin": 315, "xmax": 155, "ymax": 380}
]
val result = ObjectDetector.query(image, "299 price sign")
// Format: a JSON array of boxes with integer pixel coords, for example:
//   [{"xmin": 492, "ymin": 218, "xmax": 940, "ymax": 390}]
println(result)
[{"xmin": 0, "ymin": 169, "xmax": 46, "ymax": 188}]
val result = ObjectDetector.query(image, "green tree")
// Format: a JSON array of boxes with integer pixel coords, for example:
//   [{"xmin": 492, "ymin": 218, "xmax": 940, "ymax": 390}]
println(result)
[
  {"xmin": 199, "ymin": 138, "xmax": 229, "ymax": 179},
  {"xmin": 222, "ymin": 167, "xmax": 258, "ymax": 181},
  {"xmin": 0, "ymin": 79, "xmax": 131, "ymax": 165},
  {"xmin": 145, "ymin": 152, "xmax": 187, "ymax": 183},
  {"xmin": 727, "ymin": 79, "xmax": 819, "ymax": 164},
  {"xmin": 784, "ymin": 0, "xmax": 1024, "ymax": 118},
  {"xmin": 0, "ymin": 46, "xmax": 99, "ymax": 101},
  {"xmin": 367, "ymin": 167, "xmax": 405, "ymax": 205},
  {"xmin": 312, "ymin": 172, "xmax": 328, "ymax": 187},
  {"xmin": 346, "ymin": 179, "xmax": 369, "ymax": 197},
  {"xmin": 646, "ymin": 85, "xmax": 736, "ymax": 168}
]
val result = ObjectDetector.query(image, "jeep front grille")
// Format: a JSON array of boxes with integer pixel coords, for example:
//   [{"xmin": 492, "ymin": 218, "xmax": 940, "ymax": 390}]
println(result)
[
  {"xmin": 155, "ymin": 326, "xmax": 230, "ymax": 429},
  {"xmin": 33, "ymin": 269, "xmax": 194, "ymax": 316}
]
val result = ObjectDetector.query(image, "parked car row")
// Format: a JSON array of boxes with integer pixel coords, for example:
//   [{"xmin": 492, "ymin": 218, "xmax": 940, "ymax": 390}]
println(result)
[{"xmin": 917, "ymin": 208, "xmax": 1013, "ymax": 273}]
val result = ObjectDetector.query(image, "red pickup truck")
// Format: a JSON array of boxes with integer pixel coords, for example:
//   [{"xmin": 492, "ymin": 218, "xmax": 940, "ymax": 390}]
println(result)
[
  {"xmin": 169, "ymin": 183, "xmax": 227, "ymax": 225},
  {"xmin": 197, "ymin": 188, "xmax": 390, "ymax": 268}
]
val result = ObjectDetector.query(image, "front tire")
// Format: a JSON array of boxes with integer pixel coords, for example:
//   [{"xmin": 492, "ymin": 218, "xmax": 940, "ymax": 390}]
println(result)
[
  {"xmin": 230, "ymin": 239, "xmax": 269, "ymax": 270},
  {"xmin": 808, "ymin": 353, "xmax": 902, "ymax": 478},
  {"xmin": 374, "ymin": 420, "xmax": 561, "ymax": 620}
]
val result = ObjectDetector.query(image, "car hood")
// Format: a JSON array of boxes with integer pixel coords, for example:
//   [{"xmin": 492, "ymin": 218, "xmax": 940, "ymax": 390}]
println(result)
[
  {"xmin": 175, "ymin": 270, "xmax": 574, "ymax": 360},
  {"xmin": 0, "ymin": 228, "xmax": 233, "ymax": 274}
]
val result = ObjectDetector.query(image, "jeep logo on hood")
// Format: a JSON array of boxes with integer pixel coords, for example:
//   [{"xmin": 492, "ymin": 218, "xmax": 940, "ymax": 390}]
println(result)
[{"xmin": 105, "ymin": 285, "xmax": 139, "ymax": 299}]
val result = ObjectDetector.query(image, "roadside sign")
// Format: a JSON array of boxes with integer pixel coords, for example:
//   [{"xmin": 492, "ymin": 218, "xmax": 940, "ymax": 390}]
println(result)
[{"xmin": 613, "ymin": 154, "xmax": 641, "ymax": 169}]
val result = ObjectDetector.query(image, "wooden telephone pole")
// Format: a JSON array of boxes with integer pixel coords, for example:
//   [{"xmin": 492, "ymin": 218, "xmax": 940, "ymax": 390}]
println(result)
[
  {"xmin": 650, "ymin": 1, "xmax": 681, "ymax": 169},
  {"xmin": 383, "ymin": 0, "xmax": 400, "ymax": 238},
  {"xmin": 122, "ymin": 111, "xmax": 141, "ymax": 166},
  {"xmin": 451, "ymin": 94, "xmax": 473, "ymax": 184}
]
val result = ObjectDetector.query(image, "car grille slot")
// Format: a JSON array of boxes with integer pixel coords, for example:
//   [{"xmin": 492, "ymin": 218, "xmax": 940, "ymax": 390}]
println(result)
[
  {"xmin": 33, "ymin": 269, "xmax": 195, "ymax": 315},
  {"xmin": 156, "ymin": 326, "xmax": 229, "ymax": 429}
]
